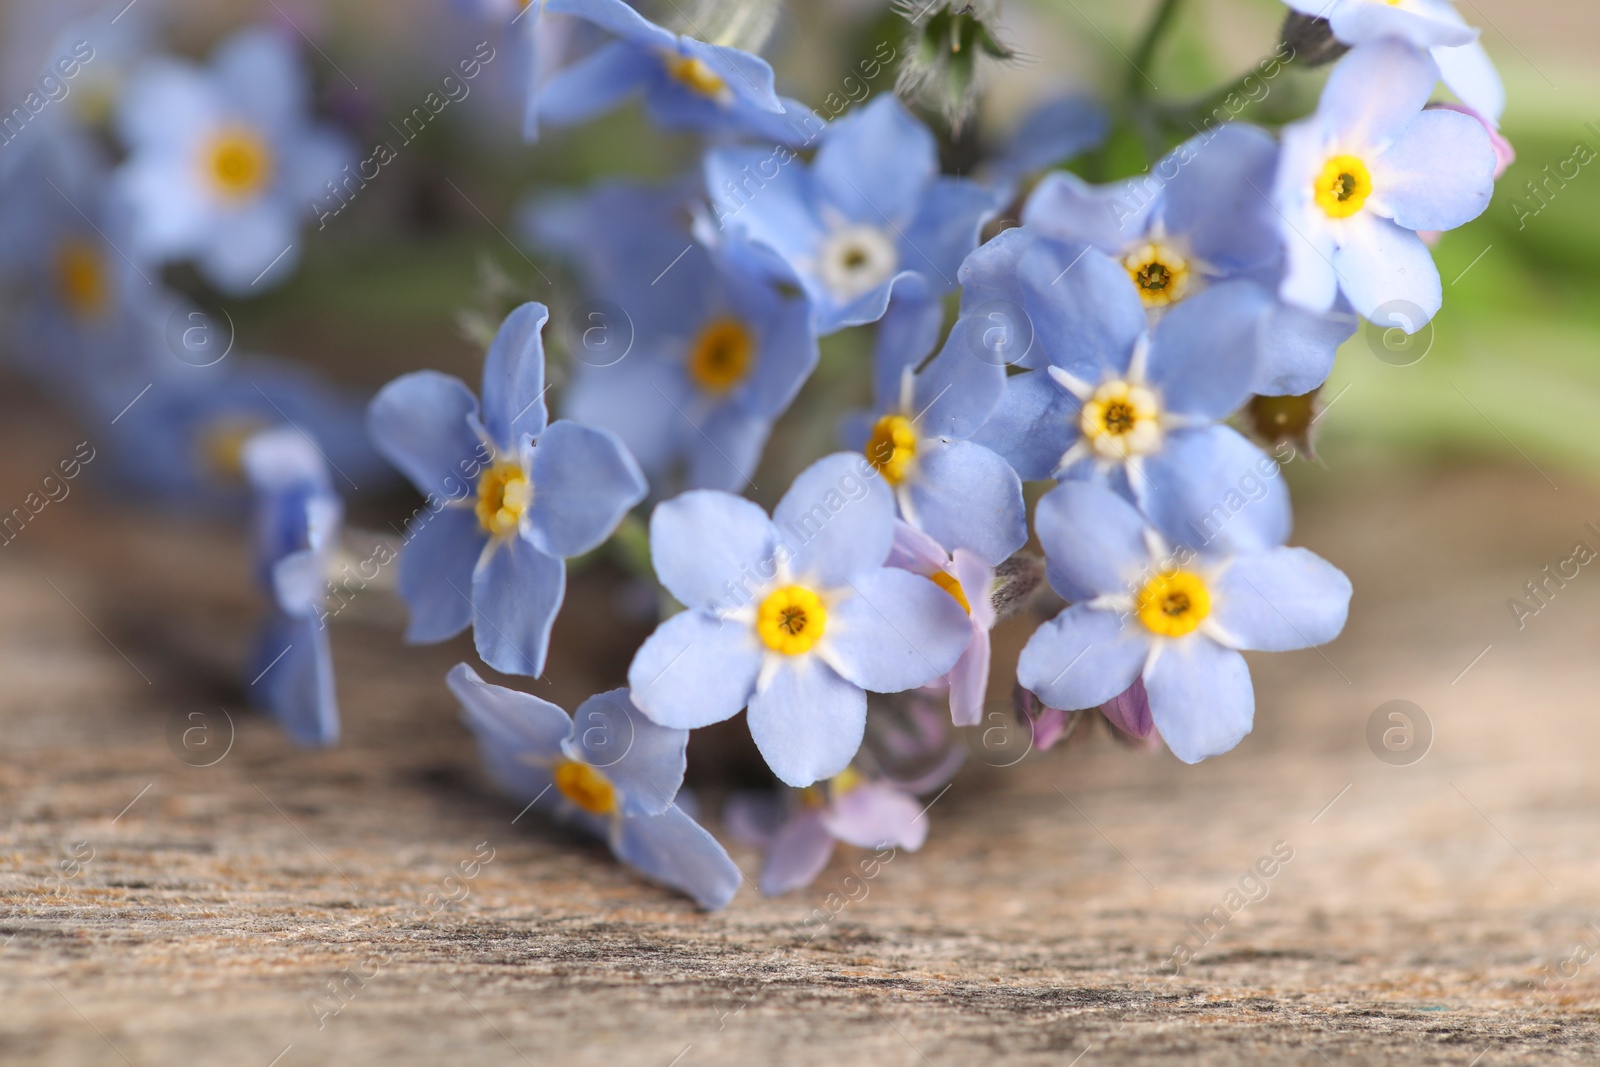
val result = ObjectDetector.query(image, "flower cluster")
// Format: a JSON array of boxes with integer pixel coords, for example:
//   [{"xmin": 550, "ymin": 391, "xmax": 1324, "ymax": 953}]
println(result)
[{"xmin": 0, "ymin": 0, "xmax": 1509, "ymax": 909}]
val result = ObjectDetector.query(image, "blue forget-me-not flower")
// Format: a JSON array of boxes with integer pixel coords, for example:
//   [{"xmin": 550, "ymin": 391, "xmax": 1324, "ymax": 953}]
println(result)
[
  {"xmin": 627, "ymin": 452, "xmax": 972, "ymax": 787},
  {"xmin": 450, "ymin": 664, "xmax": 743, "ymax": 909},
  {"xmin": 1273, "ymin": 39, "xmax": 1496, "ymax": 329},
  {"xmin": 113, "ymin": 26, "xmax": 351, "ymax": 293},
  {"xmin": 367, "ymin": 301, "xmax": 647, "ymax": 677},
  {"xmin": 704, "ymin": 95, "xmax": 998, "ymax": 335},
  {"xmin": 1018, "ymin": 480, "xmax": 1350, "ymax": 764}
]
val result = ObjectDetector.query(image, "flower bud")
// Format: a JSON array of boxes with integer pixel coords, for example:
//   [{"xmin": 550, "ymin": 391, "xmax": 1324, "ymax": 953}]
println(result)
[
  {"xmin": 1280, "ymin": 12, "xmax": 1347, "ymax": 68},
  {"xmin": 894, "ymin": 0, "xmax": 1016, "ymax": 132}
]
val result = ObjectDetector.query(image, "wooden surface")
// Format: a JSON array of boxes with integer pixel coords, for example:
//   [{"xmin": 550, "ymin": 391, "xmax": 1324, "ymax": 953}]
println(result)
[{"xmin": 4, "ymin": 383, "xmax": 1600, "ymax": 1067}]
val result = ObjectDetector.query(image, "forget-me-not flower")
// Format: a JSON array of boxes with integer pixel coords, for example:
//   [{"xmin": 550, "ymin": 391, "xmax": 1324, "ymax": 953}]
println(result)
[
  {"xmin": 529, "ymin": 179, "xmax": 817, "ymax": 493},
  {"xmin": 368, "ymin": 302, "xmax": 647, "ymax": 677},
  {"xmin": 114, "ymin": 26, "xmax": 351, "ymax": 293},
  {"xmin": 627, "ymin": 452, "xmax": 973, "ymax": 787},
  {"xmin": 450, "ymin": 664, "xmax": 742, "ymax": 910},
  {"xmin": 970, "ymin": 232, "xmax": 1291, "ymax": 552},
  {"xmin": 1023, "ymin": 124, "xmax": 1358, "ymax": 397},
  {"xmin": 843, "ymin": 274, "xmax": 1023, "ymax": 565},
  {"xmin": 705, "ymin": 95, "xmax": 999, "ymax": 334},
  {"xmin": 1273, "ymin": 39, "xmax": 1496, "ymax": 328},
  {"xmin": 1280, "ymin": 0, "xmax": 1504, "ymax": 125},
  {"xmin": 525, "ymin": 0, "xmax": 810, "ymax": 145},
  {"xmin": 1018, "ymin": 481, "xmax": 1350, "ymax": 763},
  {"xmin": 241, "ymin": 427, "xmax": 342, "ymax": 747}
]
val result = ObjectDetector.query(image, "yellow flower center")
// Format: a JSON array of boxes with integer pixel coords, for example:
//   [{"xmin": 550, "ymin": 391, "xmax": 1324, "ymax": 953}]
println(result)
[
  {"xmin": 865, "ymin": 414, "xmax": 918, "ymax": 484},
  {"xmin": 662, "ymin": 53, "xmax": 727, "ymax": 97},
  {"xmin": 1080, "ymin": 380, "xmax": 1162, "ymax": 460},
  {"xmin": 476, "ymin": 461, "xmax": 532, "ymax": 538},
  {"xmin": 1123, "ymin": 242, "xmax": 1190, "ymax": 307},
  {"xmin": 553, "ymin": 760, "xmax": 618, "ymax": 816},
  {"xmin": 204, "ymin": 126, "xmax": 274, "ymax": 200},
  {"xmin": 53, "ymin": 239, "xmax": 110, "ymax": 320},
  {"xmin": 1313, "ymin": 154, "xmax": 1373, "ymax": 219},
  {"xmin": 930, "ymin": 570, "xmax": 971, "ymax": 614},
  {"xmin": 686, "ymin": 317, "xmax": 755, "ymax": 393},
  {"xmin": 757, "ymin": 585, "xmax": 827, "ymax": 655},
  {"xmin": 197, "ymin": 417, "xmax": 271, "ymax": 483},
  {"xmin": 1135, "ymin": 570, "xmax": 1212, "ymax": 638}
]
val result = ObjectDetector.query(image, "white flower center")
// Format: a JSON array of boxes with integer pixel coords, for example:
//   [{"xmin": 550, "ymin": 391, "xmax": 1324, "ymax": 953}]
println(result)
[{"xmin": 818, "ymin": 224, "xmax": 898, "ymax": 301}]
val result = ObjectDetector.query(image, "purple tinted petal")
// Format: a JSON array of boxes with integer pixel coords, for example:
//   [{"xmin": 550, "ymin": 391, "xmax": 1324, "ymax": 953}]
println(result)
[
  {"xmin": 759, "ymin": 809, "xmax": 836, "ymax": 895},
  {"xmin": 821, "ymin": 783, "xmax": 928, "ymax": 850}
]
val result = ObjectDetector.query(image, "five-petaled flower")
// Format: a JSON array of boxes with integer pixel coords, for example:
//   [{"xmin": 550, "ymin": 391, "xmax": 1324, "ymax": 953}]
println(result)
[
  {"xmin": 627, "ymin": 453, "xmax": 973, "ymax": 786},
  {"xmin": 450, "ymin": 664, "xmax": 742, "ymax": 909},
  {"xmin": 368, "ymin": 301, "xmax": 647, "ymax": 677}
]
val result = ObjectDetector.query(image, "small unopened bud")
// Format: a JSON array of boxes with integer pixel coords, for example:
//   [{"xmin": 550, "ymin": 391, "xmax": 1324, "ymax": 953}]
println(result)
[
  {"xmin": 1280, "ymin": 13, "xmax": 1347, "ymax": 68},
  {"xmin": 1013, "ymin": 684, "xmax": 1083, "ymax": 751},
  {"xmin": 990, "ymin": 551, "xmax": 1044, "ymax": 621},
  {"xmin": 894, "ymin": 0, "xmax": 1017, "ymax": 133},
  {"xmin": 1246, "ymin": 390, "xmax": 1319, "ymax": 459}
]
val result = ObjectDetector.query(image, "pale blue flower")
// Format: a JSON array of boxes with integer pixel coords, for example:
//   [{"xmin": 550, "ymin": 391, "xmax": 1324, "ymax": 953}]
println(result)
[
  {"xmin": 1273, "ymin": 40, "xmax": 1496, "ymax": 328},
  {"xmin": 450, "ymin": 663, "xmax": 741, "ymax": 910},
  {"xmin": 528, "ymin": 178, "xmax": 817, "ymax": 493},
  {"xmin": 841, "ymin": 274, "xmax": 1022, "ymax": 564},
  {"xmin": 1018, "ymin": 481, "xmax": 1350, "ymax": 763},
  {"xmin": 1281, "ymin": 0, "xmax": 1504, "ymax": 124},
  {"xmin": 526, "ymin": 0, "xmax": 811, "ymax": 145},
  {"xmin": 1024, "ymin": 123, "xmax": 1357, "ymax": 396},
  {"xmin": 627, "ymin": 452, "xmax": 973, "ymax": 787},
  {"xmin": 969, "ymin": 230, "xmax": 1291, "ymax": 554},
  {"xmin": 113, "ymin": 26, "xmax": 351, "ymax": 293},
  {"xmin": 367, "ymin": 302, "xmax": 647, "ymax": 677},
  {"xmin": 241, "ymin": 427, "xmax": 342, "ymax": 747},
  {"xmin": 705, "ymin": 95, "xmax": 999, "ymax": 334}
]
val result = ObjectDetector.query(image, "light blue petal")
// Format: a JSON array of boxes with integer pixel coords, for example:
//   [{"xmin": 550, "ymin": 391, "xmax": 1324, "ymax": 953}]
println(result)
[
  {"xmin": 746, "ymin": 655, "xmax": 865, "ymax": 786},
  {"xmin": 367, "ymin": 371, "xmax": 485, "ymax": 498},
  {"xmin": 733, "ymin": 274, "xmax": 818, "ymax": 418},
  {"xmin": 249, "ymin": 613, "xmax": 339, "ymax": 747},
  {"xmin": 1434, "ymin": 38, "xmax": 1504, "ymax": 124},
  {"xmin": 536, "ymin": 39, "xmax": 654, "ymax": 127},
  {"xmin": 481, "ymin": 302, "xmax": 551, "ymax": 448},
  {"xmin": 906, "ymin": 440, "xmax": 1026, "ymax": 566},
  {"xmin": 1328, "ymin": 2, "xmax": 1476, "ymax": 49},
  {"xmin": 1139, "ymin": 426, "xmax": 1292, "ymax": 556},
  {"xmin": 116, "ymin": 59, "xmax": 220, "ymax": 152},
  {"xmin": 703, "ymin": 146, "xmax": 823, "ymax": 271},
  {"xmin": 472, "ymin": 536, "xmax": 566, "ymax": 676},
  {"xmin": 1332, "ymin": 214, "xmax": 1441, "ymax": 325},
  {"xmin": 1252, "ymin": 301, "xmax": 1357, "ymax": 397},
  {"xmin": 990, "ymin": 93, "xmax": 1108, "ymax": 184},
  {"xmin": 1210, "ymin": 547, "xmax": 1352, "ymax": 653},
  {"xmin": 212, "ymin": 27, "xmax": 307, "ymax": 134},
  {"xmin": 686, "ymin": 406, "xmax": 768, "ymax": 493},
  {"xmin": 759, "ymin": 810, "xmax": 835, "ymax": 895},
  {"xmin": 1274, "ymin": 122, "xmax": 1341, "ymax": 314},
  {"xmin": 1144, "ymin": 280, "xmax": 1271, "ymax": 419},
  {"xmin": 814, "ymin": 96, "xmax": 935, "ymax": 227},
  {"xmin": 1018, "ymin": 238, "xmax": 1144, "ymax": 380},
  {"xmin": 628, "ymin": 609, "xmax": 763, "ymax": 729},
  {"xmin": 914, "ymin": 327, "xmax": 1007, "ymax": 440},
  {"xmin": 563, "ymin": 688, "xmax": 686, "ymax": 815},
  {"xmin": 1017, "ymin": 605, "xmax": 1149, "ymax": 713},
  {"xmin": 448, "ymin": 662, "xmax": 569, "ymax": 799},
  {"xmin": 677, "ymin": 37, "xmax": 783, "ymax": 112},
  {"xmin": 197, "ymin": 200, "xmax": 301, "ymax": 294},
  {"xmin": 397, "ymin": 507, "xmax": 483, "ymax": 643},
  {"xmin": 1321, "ymin": 39, "xmax": 1441, "ymax": 152},
  {"xmin": 648, "ymin": 490, "xmax": 778, "ymax": 612},
  {"xmin": 562, "ymin": 356, "xmax": 690, "ymax": 485},
  {"xmin": 1370, "ymin": 108, "xmax": 1495, "ymax": 232},
  {"xmin": 525, "ymin": 419, "xmax": 645, "ymax": 558},
  {"xmin": 611, "ymin": 803, "xmax": 743, "ymax": 910},
  {"xmin": 773, "ymin": 453, "xmax": 896, "ymax": 587},
  {"xmin": 1161, "ymin": 123, "xmax": 1282, "ymax": 274},
  {"xmin": 546, "ymin": 0, "xmax": 678, "ymax": 48},
  {"xmin": 956, "ymin": 225, "xmax": 1029, "ymax": 311},
  {"xmin": 872, "ymin": 273, "xmax": 942, "ymax": 411},
  {"xmin": 823, "ymin": 566, "xmax": 972, "ymax": 693},
  {"xmin": 1022, "ymin": 169, "xmax": 1147, "ymax": 250},
  {"xmin": 899, "ymin": 178, "xmax": 999, "ymax": 294},
  {"xmin": 1033, "ymin": 481, "xmax": 1151, "ymax": 603},
  {"xmin": 1144, "ymin": 638, "xmax": 1253, "ymax": 764},
  {"xmin": 968, "ymin": 369, "xmax": 1078, "ymax": 482}
]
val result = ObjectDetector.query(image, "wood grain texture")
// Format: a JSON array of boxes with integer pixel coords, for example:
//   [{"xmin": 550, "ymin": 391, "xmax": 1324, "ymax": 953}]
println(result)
[{"xmin": 3, "ymin": 387, "xmax": 1600, "ymax": 1067}]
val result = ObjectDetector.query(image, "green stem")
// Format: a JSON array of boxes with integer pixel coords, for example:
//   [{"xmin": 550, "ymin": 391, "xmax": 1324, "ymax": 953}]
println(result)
[{"xmin": 1126, "ymin": 0, "xmax": 1184, "ymax": 102}]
